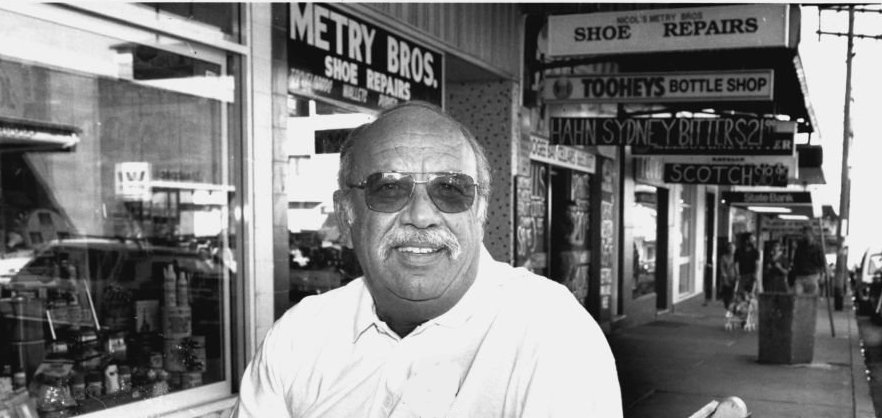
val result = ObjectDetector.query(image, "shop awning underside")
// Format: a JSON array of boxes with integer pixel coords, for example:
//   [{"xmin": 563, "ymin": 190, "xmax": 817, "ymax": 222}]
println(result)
[
  {"xmin": 603, "ymin": 48, "xmax": 816, "ymax": 134},
  {"xmin": 524, "ymin": 4, "xmax": 818, "ymax": 135}
]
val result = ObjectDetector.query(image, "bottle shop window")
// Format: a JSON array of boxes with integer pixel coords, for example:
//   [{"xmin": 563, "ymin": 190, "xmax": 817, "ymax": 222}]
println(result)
[{"xmin": 0, "ymin": 6, "xmax": 240, "ymax": 416}]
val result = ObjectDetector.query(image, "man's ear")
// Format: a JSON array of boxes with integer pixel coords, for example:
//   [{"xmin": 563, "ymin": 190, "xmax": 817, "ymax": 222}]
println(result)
[{"xmin": 333, "ymin": 190, "xmax": 353, "ymax": 248}]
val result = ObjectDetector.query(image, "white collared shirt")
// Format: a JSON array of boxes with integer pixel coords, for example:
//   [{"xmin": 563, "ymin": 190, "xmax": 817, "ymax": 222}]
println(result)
[{"xmin": 234, "ymin": 247, "xmax": 622, "ymax": 417}]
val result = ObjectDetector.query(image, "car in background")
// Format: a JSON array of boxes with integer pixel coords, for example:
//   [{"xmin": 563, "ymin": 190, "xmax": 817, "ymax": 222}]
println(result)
[{"xmin": 854, "ymin": 247, "xmax": 882, "ymax": 318}]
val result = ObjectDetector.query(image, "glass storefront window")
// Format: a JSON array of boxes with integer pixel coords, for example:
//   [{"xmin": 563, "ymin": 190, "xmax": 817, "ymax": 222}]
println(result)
[
  {"xmin": 287, "ymin": 96, "xmax": 373, "ymax": 306},
  {"xmin": 0, "ymin": 6, "xmax": 240, "ymax": 416},
  {"xmin": 632, "ymin": 184, "xmax": 657, "ymax": 299}
]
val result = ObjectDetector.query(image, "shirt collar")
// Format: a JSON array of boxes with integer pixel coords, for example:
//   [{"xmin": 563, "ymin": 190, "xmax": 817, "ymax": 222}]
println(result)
[{"xmin": 351, "ymin": 245, "xmax": 501, "ymax": 343}]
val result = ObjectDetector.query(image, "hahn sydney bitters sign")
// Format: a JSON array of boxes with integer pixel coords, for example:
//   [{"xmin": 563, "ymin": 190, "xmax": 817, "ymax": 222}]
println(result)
[
  {"xmin": 550, "ymin": 117, "xmax": 796, "ymax": 156},
  {"xmin": 289, "ymin": 3, "xmax": 443, "ymax": 109},
  {"xmin": 548, "ymin": 4, "xmax": 791, "ymax": 57}
]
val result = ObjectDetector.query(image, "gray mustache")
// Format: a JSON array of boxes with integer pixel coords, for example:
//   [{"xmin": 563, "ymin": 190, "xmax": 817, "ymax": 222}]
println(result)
[{"xmin": 381, "ymin": 227, "xmax": 462, "ymax": 260}]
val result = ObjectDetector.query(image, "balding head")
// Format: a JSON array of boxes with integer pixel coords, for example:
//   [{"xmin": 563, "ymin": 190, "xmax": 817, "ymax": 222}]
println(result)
[{"xmin": 338, "ymin": 101, "xmax": 492, "ymax": 210}]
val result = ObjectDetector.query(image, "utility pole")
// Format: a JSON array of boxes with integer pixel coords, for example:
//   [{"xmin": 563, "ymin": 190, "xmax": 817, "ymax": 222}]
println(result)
[
  {"xmin": 835, "ymin": 6, "xmax": 854, "ymax": 311},
  {"xmin": 816, "ymin": 5, "xmax": 882, "ymax": 309}
]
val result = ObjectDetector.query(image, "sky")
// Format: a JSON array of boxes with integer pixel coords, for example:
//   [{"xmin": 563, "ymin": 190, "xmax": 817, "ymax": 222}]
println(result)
[{"xmin": 798, "ymin": 5, "xmax": 882, "ymax": 266}]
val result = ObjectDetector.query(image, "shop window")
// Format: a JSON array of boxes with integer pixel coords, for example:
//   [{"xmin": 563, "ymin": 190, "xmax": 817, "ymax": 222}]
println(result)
[
  {"xmin": 287, "ymin": 96, "xmax": 373, "ymax": 306},
  {"xmin": 632, "ymin": 184, "xmax": 657, "ymax": 299},
  {"xmin": 0, "ymin": 6, "xmax": 240, "ymax": 417}
]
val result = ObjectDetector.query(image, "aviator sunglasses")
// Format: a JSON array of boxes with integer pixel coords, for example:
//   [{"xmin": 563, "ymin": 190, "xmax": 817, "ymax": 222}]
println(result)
[{"xmin": 347, "ymin": 171, "xmax": 478, "ymax": 213}]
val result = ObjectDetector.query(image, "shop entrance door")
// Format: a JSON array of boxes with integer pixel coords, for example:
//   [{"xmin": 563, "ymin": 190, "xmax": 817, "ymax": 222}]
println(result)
[{"xmin": 549, "ymin": 167, "xmax": 591, "ymax": 307}]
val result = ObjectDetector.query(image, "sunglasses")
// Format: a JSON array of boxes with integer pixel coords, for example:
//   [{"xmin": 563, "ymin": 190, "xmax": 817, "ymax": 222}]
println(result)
[{"xmin": 347, "ymin": 172, "xmax": 478, "ymax": 213}]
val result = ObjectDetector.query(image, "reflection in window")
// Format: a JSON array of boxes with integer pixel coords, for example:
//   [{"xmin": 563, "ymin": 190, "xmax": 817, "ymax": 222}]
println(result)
[{"xmin": 287, "ymin": 97, "xmax": 373, "ymax": 306}]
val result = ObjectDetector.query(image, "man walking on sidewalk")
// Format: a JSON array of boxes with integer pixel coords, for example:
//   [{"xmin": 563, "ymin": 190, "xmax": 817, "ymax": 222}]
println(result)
[{"xmin": 791, "ymin": 226, "xmax": 826, "ymax": 295}]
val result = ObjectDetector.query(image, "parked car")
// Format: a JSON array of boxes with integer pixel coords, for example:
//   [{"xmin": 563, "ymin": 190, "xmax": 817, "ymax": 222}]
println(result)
[{"xmin": 854, "ymin": 247, "xmax": 882, "ymax": 317}]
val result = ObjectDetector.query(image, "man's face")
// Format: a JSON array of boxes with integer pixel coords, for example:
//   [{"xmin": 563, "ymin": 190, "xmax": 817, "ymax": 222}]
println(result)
[{"xmin": 340, "ymin": 107, "xmax": 485, "ymax": 308}]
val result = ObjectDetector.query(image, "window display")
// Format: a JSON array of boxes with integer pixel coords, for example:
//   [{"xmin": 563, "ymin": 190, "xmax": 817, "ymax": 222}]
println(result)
[{"xmin": 0, "ymin": 6, "xmax": 240, "ymax": 416}]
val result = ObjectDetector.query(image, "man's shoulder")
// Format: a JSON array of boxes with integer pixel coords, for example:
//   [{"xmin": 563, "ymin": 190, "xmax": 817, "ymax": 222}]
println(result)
[
  {"xmin": 272, "ymin": 279, "xmax": 365, "ymax": 336},
  {"xmin": 487, "ymin": 261, "xmax": 591, "ymax": 323}
]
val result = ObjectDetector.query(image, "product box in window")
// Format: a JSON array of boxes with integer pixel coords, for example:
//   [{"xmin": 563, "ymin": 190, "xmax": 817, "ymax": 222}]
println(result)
[{"xmin": 134, "ymin": 300, "xmax": 159, "ymax": 334}]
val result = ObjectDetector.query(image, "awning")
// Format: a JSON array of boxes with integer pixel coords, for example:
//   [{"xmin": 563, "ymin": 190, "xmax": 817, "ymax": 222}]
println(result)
[
  {"xmin": 525, "ymin": 5, "xmax": 817, "ymax": 134},
  {"xmin": 0, "ymin": 117, "xmax": 79, "ymax": 153}
]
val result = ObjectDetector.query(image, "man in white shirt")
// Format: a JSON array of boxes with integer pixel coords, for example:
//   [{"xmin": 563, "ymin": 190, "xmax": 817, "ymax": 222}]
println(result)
[{"xmin": 234, "ymin": 101, "xmax": 622, "ymax": 417}]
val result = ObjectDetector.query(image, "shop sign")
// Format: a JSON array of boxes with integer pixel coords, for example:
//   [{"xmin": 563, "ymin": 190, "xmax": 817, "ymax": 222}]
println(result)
[
  {"xmin": 543, "ymin": 70, "xmax": 774, "ymax": 103},
  {"xmin": 289, "ymin": 3, "xmax": 443, "ymax": 109},
  {"xmin": 764, "ymin": 219, "xmax": 832, "ymax": 235},
  {"xmin": 721, "ymin": 191, "xmax": 812, "ymax": 205},
  {"xmin": 659, "ymin": 155, "xmax": 796, "ymax": 179},
  {"xmin": 663, "ymin": 163, "xmax": 788, "ymax": 186},
  {"xmin": 550, "ymin": 117, "xmax": 796, "ymax": 156},
  {"xmin": 114, "ymin": 162, "xmax": 151, "ymax": 202},
  {"xmin": 530, "ymin": 135, "xmax": 596, "ymax": 173},
  {"xmin": 547, "ymin": 4, "xmax": 790, "ymax": 57}
]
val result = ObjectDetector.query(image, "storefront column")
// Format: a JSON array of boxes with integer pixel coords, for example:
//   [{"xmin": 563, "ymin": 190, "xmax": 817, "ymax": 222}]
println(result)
[{"xmin": 447, "ymin": 81, "xmax": 519, "ymax": 263}]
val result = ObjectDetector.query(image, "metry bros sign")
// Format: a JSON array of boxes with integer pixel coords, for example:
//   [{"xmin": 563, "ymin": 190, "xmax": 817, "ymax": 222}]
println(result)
[
  {"xmin": 544, "ymin": 70, "xmax": 774, "ymax": 103},
  {"xmin": 548, "ymin": 4, "xmax": 792, "ymax": 57},
  {"xmin": 288, "ymin": 3, "xmax": 443, "ymax": 109}
]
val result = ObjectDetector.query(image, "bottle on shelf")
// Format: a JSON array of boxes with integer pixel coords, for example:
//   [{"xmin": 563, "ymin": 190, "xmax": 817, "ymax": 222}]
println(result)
[{"xmin": 177, "ymin": 270, "xmax": 189, "ymax": 307}]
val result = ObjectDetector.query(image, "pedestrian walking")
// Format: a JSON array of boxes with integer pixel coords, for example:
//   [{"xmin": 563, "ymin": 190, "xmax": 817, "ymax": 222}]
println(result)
[
  {"xmin": 764, "ymin": 241, "xmax": 790, "ymax": 293},
  {"xmin": 719, "ymin": 241, "xmax": 739, "ymax": 309},
  {"xmin": 734, "ymin": 232, "xmax": 760, "ymax": 294},
  {"xmin": 791, "ymin": 226, "xmax": 826, "ymax": 295}
]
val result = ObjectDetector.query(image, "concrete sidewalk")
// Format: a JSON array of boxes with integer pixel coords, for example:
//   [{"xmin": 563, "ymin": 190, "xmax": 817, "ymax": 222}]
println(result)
[{"xmin": 609, "ymin": 295, "xmax": 875, "ymax": 418}]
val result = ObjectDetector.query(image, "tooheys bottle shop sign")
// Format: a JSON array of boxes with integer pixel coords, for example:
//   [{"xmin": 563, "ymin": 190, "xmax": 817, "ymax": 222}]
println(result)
[{"xmin": 289, "ymin": 3, "xmax": 443, "ymax": 109}]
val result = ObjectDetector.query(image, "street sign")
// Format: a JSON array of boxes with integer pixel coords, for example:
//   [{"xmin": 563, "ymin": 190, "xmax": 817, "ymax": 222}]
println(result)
[
  {"xmin": 544, "ymin": 70, "xmax": 774, "ymax": 103},
  {"xmin": 550, "ymin": 117, "xmax": 796, "ymax": 156}
]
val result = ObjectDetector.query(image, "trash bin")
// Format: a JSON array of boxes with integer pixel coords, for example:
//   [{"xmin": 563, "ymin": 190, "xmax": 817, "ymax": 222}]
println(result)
[{"xmin": 757, "ymin": 292, "xmax": 817, "ymax": 364}]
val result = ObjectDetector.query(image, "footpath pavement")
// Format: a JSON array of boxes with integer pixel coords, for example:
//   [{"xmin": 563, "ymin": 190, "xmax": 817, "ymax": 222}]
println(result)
[{"xmin": 609, "ymin": 294, "xmax": 876, "ymax": 418}]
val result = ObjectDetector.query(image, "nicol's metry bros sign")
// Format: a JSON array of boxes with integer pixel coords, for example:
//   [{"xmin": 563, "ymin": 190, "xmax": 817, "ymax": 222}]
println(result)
[
  {"xmin": 288, "ymin": 3, "xmax": 443, "ymax": 109},
  {"xmin": 550, "ymin": 117, "xmax": 796, "ymax": 156},
  {"xmin": 547, "ymin": 4, "xmax": 792, "ymax": 57}
]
